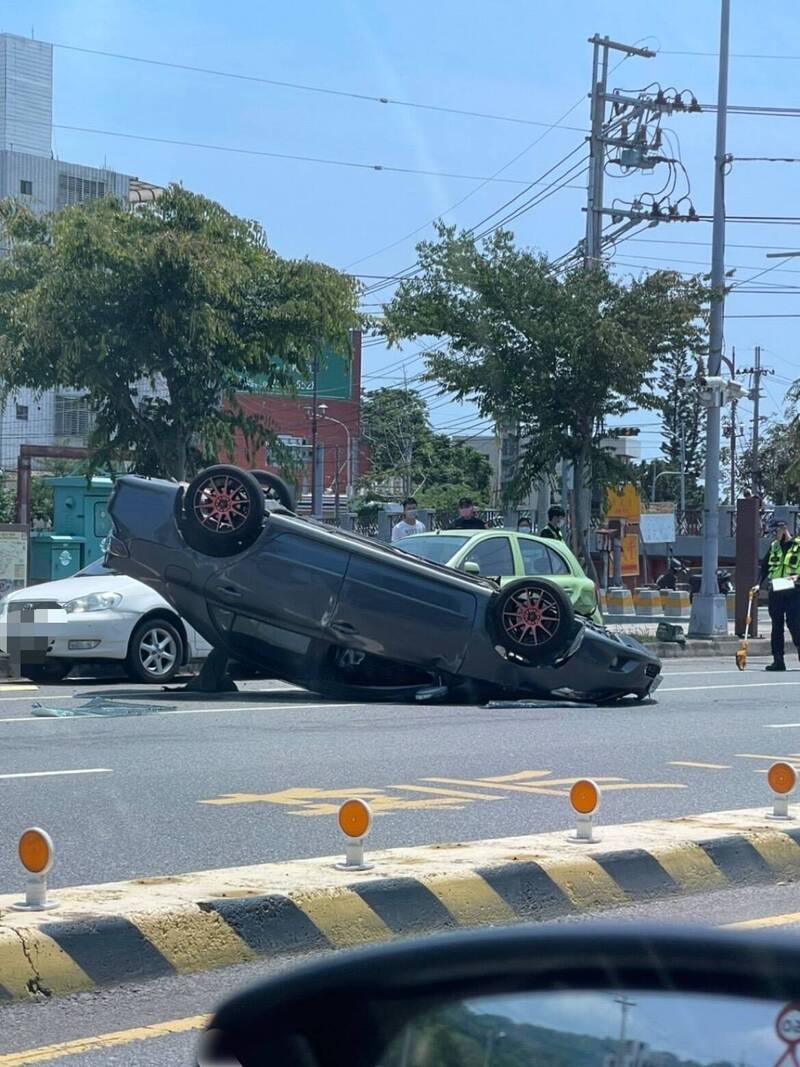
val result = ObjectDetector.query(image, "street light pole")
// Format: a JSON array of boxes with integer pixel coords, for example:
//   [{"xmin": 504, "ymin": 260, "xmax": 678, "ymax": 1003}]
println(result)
[
  {"xmin": 317, "ymin": 405, "xmax": 353, "ymax": 499},
  {"xmin": 689, "ymin": 0, "xmax": 730, "ymax": 637}
]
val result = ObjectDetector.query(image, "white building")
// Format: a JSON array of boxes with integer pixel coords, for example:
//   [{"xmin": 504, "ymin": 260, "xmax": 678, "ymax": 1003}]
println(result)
[{"xmin": 0, "ymin": 33, "xmax": 159, "ymax": 472}]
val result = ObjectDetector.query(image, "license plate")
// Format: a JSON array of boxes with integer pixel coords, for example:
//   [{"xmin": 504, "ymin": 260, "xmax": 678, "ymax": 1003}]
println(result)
[{"xmin": 649, "ymin": 675, "xmax": 663, "ymax": 692}]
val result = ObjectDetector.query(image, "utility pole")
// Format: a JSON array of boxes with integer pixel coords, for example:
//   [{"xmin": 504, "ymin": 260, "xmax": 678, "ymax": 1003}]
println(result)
[
  {"xmin": 310, "ymin": 352, "xmax": 320, "ymax": 518},
  {"xmin": 679, "ymin": 415, "xmax": 687, "ymax": 519},
  {"xmin": 728, "ymin": 346, "xmax": 737, "ymax": 504},
  {"xmin": 737, "ymin": 345, "xmax": 774, "ymax": 498},
  {"xmin": 689, "ymin": 0, "xmax": 730, "ymax": 638},
  {"xmin": 752, "ymin": 345, "xmax": 761, "ymax": 496},
  {"xmin": 615, "ymin": 996, "xmax": 636, "ymax": 1067}
]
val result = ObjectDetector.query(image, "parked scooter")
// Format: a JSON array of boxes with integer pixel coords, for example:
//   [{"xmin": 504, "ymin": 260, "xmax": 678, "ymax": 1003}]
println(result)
[{"xmin": 656, "ymin": 558, "xmax": 733, "ymax": 597}]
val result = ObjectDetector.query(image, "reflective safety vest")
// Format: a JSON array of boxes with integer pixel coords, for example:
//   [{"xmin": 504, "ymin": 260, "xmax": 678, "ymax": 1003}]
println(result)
[{"xmin": 768, "ymin": 536, "xmax": 800, "ymax": 579}]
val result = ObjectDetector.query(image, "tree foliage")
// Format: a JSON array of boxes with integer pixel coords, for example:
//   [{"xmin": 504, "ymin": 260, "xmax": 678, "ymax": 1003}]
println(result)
[
  {"xmin": 360, "ymin": 386, "xmax": 492, "ymax": 503},
  {"xmin": 382, "ymin": 223, "xmax": 708, "ymax": 565},
  {"xmin": 0, "ymin": 187, "xmax": 360, "ymax": 479}
]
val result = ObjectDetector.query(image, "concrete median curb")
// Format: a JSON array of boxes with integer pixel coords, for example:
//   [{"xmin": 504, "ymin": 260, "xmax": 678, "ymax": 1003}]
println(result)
[{"xmin": 1, "ymin": 807, "xmax": 799, "ymax": 1000}]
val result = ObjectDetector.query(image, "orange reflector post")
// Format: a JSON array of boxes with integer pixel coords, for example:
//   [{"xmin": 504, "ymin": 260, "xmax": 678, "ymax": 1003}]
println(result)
[
  {"xmin": 338, "ymin": 798, "xmax": 372, "ymax": 840},
  {"xmin": 767, "ymin": 762, "xmax": 797, "ymax": 821},
  {"xmin": 335, "ymin": 798, "xmax": 374, "ymax": 871},
  {"xmin": 18, "ymin": 827, "xmax": 54, "ymax": 875},
  {"xmin": 570, "ymin": 779, "xmax": 600, "ymax": 816},
  {"xmin": 768, "ymin": 762, "xmax": 797, "ymax": 796}
]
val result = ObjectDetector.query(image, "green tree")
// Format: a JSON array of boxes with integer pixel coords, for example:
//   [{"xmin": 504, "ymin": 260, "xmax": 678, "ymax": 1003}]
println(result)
[
  {"xmin": 0, "ymin": 187, "xmax": 359, "ymax": 480},
  {"xmin": 383, "ymin": 224, "xmax": 707, "ymax": 570},
  {"xmin": 739, "ymin": 416, "xmax": 800, "ymax": 504},
  {"xmin": 360, "ymin": 386, "xmax": 492, "ymax": 501},
  {"xmin": 656, "ymin": 346, "xmax": 705, "ymax": 492}
]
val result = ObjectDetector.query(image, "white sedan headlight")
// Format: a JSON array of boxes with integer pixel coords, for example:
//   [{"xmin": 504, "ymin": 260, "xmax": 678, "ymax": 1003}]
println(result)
[{"xmin": 63, "ymin": 592, "xmax": 123, "ymax": 614}]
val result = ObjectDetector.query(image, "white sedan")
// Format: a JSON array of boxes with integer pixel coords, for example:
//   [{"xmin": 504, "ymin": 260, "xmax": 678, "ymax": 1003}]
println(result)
[{"xmin": 0, "ymin": 558, "xmax": 211, "ymax": 684}]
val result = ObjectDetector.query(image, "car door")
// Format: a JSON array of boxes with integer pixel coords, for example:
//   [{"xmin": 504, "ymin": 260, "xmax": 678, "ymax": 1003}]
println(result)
[
  {"xmin": 332, "ymin": 545, "xmax": 478, "ymax": 673},
  {"xmin": 517, "ymin": 537, "xmax": 597, "ymax": 618},
  {"xmin": 207, "ymin": 527, "xmax": 349, "ymax": 639}
]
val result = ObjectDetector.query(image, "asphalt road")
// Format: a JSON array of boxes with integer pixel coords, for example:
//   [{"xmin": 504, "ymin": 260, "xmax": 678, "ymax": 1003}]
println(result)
[
  {"xmin": 1, "ymin": 655, "xmax": 800, "ymax": 892},
  {"xmin": 4, "ymin": 653, "xmax": 800, "ymax": 1065}
]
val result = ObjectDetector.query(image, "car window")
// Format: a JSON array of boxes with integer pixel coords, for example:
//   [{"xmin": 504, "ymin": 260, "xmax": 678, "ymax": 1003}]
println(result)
[
  {"xmin": 546, "ymin": 546, "xmax": 571, "ymax": 575},
  {"xmin": 464, "ymin": 536, "xmax": 514, "ymax": 576},
  {"xmin": 519, "ymin": 538, "xmax": 553, "ymax": 576},
  {"xmin": 398, "ymin": 535, "xmax": 471, "ymax": 565}
]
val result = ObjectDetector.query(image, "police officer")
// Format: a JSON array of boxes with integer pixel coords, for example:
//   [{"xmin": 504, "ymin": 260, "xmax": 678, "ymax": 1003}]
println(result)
[
  {"xmin": 760, "ymin": 519, "xmax": 800, "ymax": 671},
  {"xmin": 538, "ymin": 505, "xmax": 566, "ymax": 541},
  {"xmin": 449, "ymin": 497, "xmax": 486, "ymax": 530}
]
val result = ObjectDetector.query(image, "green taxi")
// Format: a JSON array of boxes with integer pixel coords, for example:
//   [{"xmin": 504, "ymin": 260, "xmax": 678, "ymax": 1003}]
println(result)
[{"xmin": 397, "ymin": 529, "xmax": 602, "ymax": 624}]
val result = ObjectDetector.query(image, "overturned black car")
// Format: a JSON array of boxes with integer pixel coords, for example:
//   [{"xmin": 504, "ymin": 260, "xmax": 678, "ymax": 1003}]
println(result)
[{"xmin": 106, "ymin": 465, "xmax": 662, "ymax": 704}]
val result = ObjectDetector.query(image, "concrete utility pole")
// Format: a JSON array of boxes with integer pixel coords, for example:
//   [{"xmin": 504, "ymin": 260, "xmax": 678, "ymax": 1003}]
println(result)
[
  {"xmin": 310, "ymin": 352, "xmax": 321, "ymax": 519},
  {"xmin": 689, "ymin": 0, "xmax": 731, "ymax": 638},
  {"xmin": 737, "ymin": 345, "xmax": 774, "ymax": 498}
]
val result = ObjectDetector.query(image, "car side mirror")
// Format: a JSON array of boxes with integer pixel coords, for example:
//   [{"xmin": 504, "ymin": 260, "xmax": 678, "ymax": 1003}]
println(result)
[
  {"xmin": 200, "ymin": 926, "xmax": 800, "ymax": 1067},
  {"xmin": 463, "ymin": 561, "xmax": 481, "ymax": 575}
]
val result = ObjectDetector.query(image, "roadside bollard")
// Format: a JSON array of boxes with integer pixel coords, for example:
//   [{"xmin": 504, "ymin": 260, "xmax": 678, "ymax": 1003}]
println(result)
[
  {"xmin": 12, "ymin": 827, "xmax": 58, "ymax": 911},
  {"xmin": 335, "ymin": 798, "xmax": 374, "ymax": 871},
  {"xmin": 767, "ymin": 762, "xmax": 796, "ymax": 820},
  {"xmin": 567, "ymin": 779, "xmax": 600, "ymax": 843}
]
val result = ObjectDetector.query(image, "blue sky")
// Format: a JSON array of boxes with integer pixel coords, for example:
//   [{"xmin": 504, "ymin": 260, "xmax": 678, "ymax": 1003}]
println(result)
[{"xmin": 3, "ymin": 1, "xmax": 800, "ymax": 458}]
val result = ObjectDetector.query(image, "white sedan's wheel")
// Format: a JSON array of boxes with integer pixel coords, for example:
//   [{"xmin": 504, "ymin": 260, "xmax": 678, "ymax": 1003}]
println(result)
[{"xmin": 126, "ymin": 618, "xmax": 183, "ymax": 684}]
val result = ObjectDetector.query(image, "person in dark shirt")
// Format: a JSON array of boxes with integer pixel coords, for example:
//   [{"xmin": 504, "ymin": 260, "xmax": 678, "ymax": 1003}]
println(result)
[
  {"xmin": 449, "ymin": 497, "xmax": 486, "ymax": 530},
  {"xmin": 538, "ymin": 505, "xmax": 566, "ymax": 541}
]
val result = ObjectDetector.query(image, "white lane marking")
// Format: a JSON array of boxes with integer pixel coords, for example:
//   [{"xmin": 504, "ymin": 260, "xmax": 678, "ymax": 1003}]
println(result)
[
  {"xmin": 767, "ymin": 723, "xmax": 800, "ymax": 729},
  {"xmin": 0, "ymin": 702, "xmax": 354, "ymax": 723},
  {"xmin": 0, "ymin": 768, "xmax": 112, "ymax": 780},
  {"xmin": 659, "ymin": 669, "xmax": 761, "ymax": 677},
  {"xmin": 661, "ymin": 680, "xmax": 800, "ymax": 693}
]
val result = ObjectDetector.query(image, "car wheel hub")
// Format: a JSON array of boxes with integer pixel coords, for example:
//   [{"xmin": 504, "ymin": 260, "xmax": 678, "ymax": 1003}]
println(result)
[
  {"xmin": 194, "ymin": 475, "xmax": 250, "ymax": 533},
  {"xmin": 139, "ymin": 628, "xmax": 178, "ymax": 676},
  {"xmin": 503, "ymin": 590, "xmax": 560, "ymax": 646}
]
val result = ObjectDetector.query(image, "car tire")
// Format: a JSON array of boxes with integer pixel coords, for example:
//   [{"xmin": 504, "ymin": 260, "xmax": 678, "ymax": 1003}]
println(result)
[
  {"xmin": 181, "ymin": 465, "xmax": 265, "ymax": 557},
  {"xmin": 21, "ymin": 662, "xmax": 70, "ymax": 684},
  {"xmin": 248, "ymin": 470, "xmax": 295, "ymax": 512},
  {"xmin": 126, "ymin": 617, "xmax": 183, "ymax": 684},
  {"xmin": 489, "ymin": 577, "xmax": 575, "ymax": 664}
]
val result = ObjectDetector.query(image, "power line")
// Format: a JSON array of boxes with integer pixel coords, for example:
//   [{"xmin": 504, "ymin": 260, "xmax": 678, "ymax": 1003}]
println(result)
[
  {"xmin": 49, "ymin": 40, "xmax": 590, "ymax": 133},
  {"xmin": 660, "ymin": 49, "xmax": 800, "ymax": 60},
  {"xmin": 52, "ymin": 123, "xmax": 566, "ymax": 185}
]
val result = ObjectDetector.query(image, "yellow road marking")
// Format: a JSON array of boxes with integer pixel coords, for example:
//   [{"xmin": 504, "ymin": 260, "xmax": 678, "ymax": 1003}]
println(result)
[
  {"xmin": 668, "ymin": 761, "xmax": 732, "ymax": 770},
  {"xmin": 290, "ymin": 888, "xmax": 393, "ymax": 947},
  {"xmin": 291, "ymin": 794, "xmax": 467, "ymax": 816},
  {"xmin": 649, "ymin": 842, "xmax": 727, "ymax": 892},
  {"xmin": 0, "ymin": 928, "xmax": 94, "ymax": 998},
  {"xmin": 723, "ymin": 912, "xmax": 800, "ymax": 930},
  {"xmin": 0, "ymin": 685, "xmax": 38, "ymax": 692},
  {"xmin": 389, "ymin": 784, "xmax": 505, "ymax": 801},
  {"xmin": 536, "ymin": 856, "xmax": 627, "ymax": 910},
  {"xmin": 599, "ymin": 783, "xmax": 688, "ymax": 792},
  {"xmin": 417, "ymin": 871, "xmax": 516, "ymax": 925},
  {"xmin": 130, "ymin": 908, "xmax": 256, "ymax": 973},
  {"xmin": 0, "ymin": 1014, "xmax": 209, "ymax": 1066},
  {"xmin": 424, "ymin": 776, "xmax": 571, "ymax": 796}
]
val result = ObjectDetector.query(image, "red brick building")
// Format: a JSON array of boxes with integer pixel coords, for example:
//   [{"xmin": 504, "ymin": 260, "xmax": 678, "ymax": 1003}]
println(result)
[{"xmin": 229, "ymin": 330, "xmax": 363, "ymax": 496}]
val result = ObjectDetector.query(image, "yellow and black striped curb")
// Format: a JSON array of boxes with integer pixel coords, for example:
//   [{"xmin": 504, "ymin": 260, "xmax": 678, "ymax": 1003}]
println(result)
[{"xmin": 2, "ymin": 811, "xmax": 800, "ymax": 1000}]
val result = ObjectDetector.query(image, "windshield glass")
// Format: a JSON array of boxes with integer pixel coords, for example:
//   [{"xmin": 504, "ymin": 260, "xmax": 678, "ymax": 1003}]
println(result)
[{"xmin": 397, "ymin": 535, "xmax": 471, "ymax": 565}]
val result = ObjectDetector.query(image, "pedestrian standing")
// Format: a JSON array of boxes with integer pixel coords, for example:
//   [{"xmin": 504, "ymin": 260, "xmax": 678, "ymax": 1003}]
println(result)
[
  {"xmin": 517, "ymin": 517, "xmax": 533, "ymax": 534},
  {"xmin": 538, "ymin": 505, "xmax": 566, "ymax": 541},
  {"xmin": 761, "ymin": 519, "xmax": 800, "ymax": 671},
  {"xmin": 449, "ymin": 497, "xmax": 486, "ymax": 530},
  {"xmin": 391, "ymin": 497, "xmax": 426, "ymax": 542}
]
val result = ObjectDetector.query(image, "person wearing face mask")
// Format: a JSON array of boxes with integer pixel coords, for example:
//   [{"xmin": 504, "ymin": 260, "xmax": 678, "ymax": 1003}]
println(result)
[
  {"xmin": 391, "ymin": 497, "xmax": 426, "ymax": 542},
  {"xmin": 449, "ymin": 497, "xmax": 486, "ymax": 530},
  {"xmin": 517, "ymin": 517, "xmax": 533, "ymax": 535},
  {"xmin": 538, "ymin": 505, "xmax": 566, "ymax": 541},
  {"xmin": 760, "ymin": 518, "xmax": 800, "ymax": 671}
]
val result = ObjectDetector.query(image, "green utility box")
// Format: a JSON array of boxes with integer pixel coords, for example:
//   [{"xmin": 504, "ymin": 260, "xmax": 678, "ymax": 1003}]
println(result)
[{"xmin": 29, "ymin": 477, "xmax": 113, "ymax": 582}]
